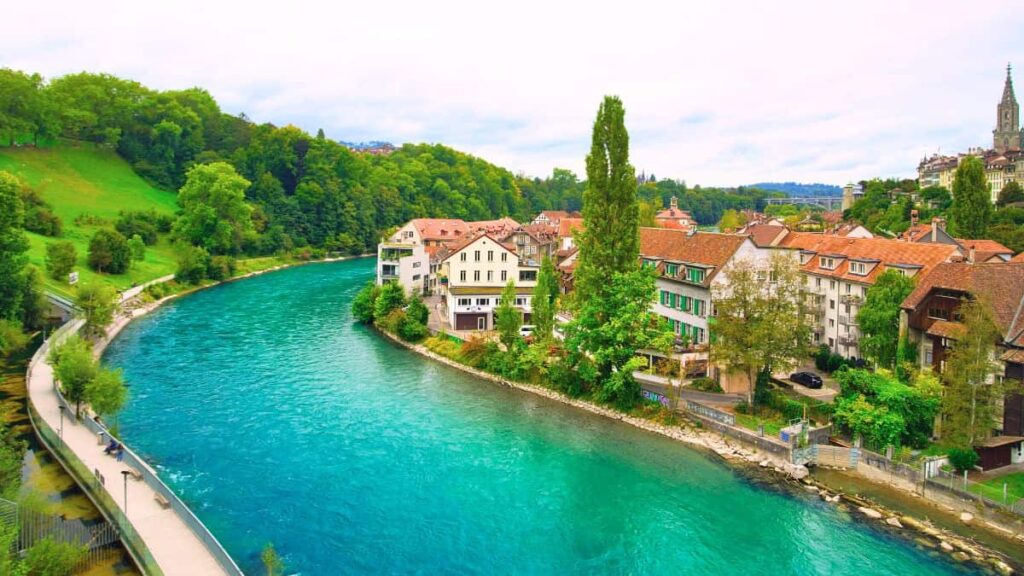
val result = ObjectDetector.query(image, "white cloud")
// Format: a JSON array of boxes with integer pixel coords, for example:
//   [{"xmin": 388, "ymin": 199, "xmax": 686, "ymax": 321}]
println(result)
[{"xmin": 3, "ymin": 0, "xmax": 1023, "ymax": 185}]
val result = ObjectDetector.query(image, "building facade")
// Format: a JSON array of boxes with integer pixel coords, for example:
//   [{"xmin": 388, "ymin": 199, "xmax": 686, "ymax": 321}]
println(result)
[{"xmin": 439, "ymin": 234, "xmax": 538, "ymax": 331}]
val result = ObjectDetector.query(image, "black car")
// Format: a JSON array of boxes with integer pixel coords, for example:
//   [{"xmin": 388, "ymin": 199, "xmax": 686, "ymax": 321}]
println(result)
[{"xmin": 790, "ymin": 371, "xmax": 823, "ymax": 389}]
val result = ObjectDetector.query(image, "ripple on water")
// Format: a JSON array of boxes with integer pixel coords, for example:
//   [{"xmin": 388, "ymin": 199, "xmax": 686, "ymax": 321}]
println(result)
[{"xmin": 104, "ymin": 260, "xmax": 974, "ymax": 576}]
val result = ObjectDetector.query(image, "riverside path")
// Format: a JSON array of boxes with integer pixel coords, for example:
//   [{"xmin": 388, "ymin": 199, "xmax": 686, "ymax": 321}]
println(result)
[{"xmin": 27, "ymin": 319, "xmax": 229, "ymax": 575}]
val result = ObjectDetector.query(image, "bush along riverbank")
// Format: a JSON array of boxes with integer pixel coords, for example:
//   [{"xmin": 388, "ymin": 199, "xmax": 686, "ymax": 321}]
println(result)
[{"xmin": 353, "ymin": 283, "xmax": 1023, "ymax": 574}]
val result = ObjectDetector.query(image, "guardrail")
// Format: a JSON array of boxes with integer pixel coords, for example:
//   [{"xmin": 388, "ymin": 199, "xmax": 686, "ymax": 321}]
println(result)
[{"xmin": 28, "ymin": 318, "xmax": 244, "ymax": 576}]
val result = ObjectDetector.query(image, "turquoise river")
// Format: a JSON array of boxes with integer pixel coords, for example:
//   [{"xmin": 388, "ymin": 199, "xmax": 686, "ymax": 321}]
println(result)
[{"xmin": 103, "ymin": 259, "xmax": 973, "ymax": 575}]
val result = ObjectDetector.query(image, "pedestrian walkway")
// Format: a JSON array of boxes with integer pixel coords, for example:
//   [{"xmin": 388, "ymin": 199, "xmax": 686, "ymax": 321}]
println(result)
[{"xmin": 27, "ymin": 320, "xmax": 229, "ymax": 575}]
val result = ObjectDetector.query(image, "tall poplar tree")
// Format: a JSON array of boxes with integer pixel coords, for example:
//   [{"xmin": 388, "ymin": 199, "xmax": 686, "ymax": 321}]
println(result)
[
  {"xmin": 531, "ymin": 256, "xmax": 557, "ymax": 340},
  {"xmin": 949, "ymin": 156, "xmax": 992, "ymax": 239},
  {"xmin": 573, "ymin": 96, "xmax": 639, "ymax": 306},
  {"xmin": 0, "ymin": 171, "xmax": 28, "ymax": 322},
  {"xmin": 857, "ymin": 269, "xmax": 916, "ymax": 370}
]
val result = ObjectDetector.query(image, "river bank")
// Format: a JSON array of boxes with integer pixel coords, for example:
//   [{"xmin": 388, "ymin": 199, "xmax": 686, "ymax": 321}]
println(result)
[{"xmin": 376, "ymin": 328, "xmax": 1023, "ymax": 574}]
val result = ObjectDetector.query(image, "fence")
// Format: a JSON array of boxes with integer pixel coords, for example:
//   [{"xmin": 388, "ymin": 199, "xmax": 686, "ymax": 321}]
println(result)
[
  {"xmin": 0, "ymin": 497, "xmax": 121, "ymax": 570},
  {"xmin": 28, "ymin": 318, "xmax": 244, "ymax": 575},
  {"xmin": 927, "ymin": 468, "xmax": 1024, "ymax": 516}
]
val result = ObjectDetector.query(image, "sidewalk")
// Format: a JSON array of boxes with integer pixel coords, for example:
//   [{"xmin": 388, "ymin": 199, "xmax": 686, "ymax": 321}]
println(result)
[{"xmin": 28, "ymin": 321, "xmax": 228, "ymax": 575}]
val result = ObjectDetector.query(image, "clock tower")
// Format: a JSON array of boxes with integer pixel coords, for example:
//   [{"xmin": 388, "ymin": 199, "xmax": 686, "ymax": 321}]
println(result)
[{"xmin": 993, "ymin": 63, "xmax": 1023, "ymax": 153}]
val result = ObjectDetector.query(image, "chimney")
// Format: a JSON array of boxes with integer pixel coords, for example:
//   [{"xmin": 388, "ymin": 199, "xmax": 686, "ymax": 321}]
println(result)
[
  {"xmin": 910, "ymin": 209, "xmax": 919, "ymax": 228},
  {"xmin": 670, "ymin": 196, "xmax": 678, "ymax": 210},
  {"xmin": 969, "ymin": 245, "xmax": 976, "ymax": 263}
]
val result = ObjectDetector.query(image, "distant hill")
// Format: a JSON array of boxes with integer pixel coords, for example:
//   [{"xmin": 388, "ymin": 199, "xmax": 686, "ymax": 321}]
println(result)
[
  {"xmin": 748, "ymin": 182, "xmax": 842, "ymax": 197},
  {"xmin": 0, "ymin": 143, "xmax": 180, "ymax": 294}
]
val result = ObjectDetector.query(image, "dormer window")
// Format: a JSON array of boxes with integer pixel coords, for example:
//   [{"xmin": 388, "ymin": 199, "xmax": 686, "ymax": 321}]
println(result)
[
  {"xmin": 850, "ymin": 262, "xmax": 866, "ymax": 275},
  {"xmin": 665, "ymin": 263, "xmax": 679, "ymax": 276},
  {"xmin": 685, "ymin": 267, "xmax": 705, "ymax": 284},
  {"xmin": 819, "ymin": 257, "xmax": 836, "ymax": 270}
]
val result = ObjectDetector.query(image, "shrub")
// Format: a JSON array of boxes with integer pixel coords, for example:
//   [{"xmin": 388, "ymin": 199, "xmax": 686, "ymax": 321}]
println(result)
[
  {"xmin": 947, "ymin": 447, "xmax": 979, "ymax": 472},
  {"xmin": 690, "ymin": 377, "xmax": 722, "ymax": 393},
  {"xmin": 814, "ymin": 345, "xmax": 831, "ymax": 371},
  {"xmin": 460, "ymin": 335, "xmax": 497, "ymax": 368},
  {"xmin": 351, "ymin": 282, "xmax": 380, "ymax": 324},
  {"xmin": 373, "ymin": 282, "xmax": 406, "ymax": 321},
  {"xmin": 88, "ymin": 229, "xmax": 131, "ymax": 274},
  {"xmin": 826, "ymin": 352, "xmax": 847, "ymax": 373},
  {"xmin": 397, "ymin": 316, "xmax": 428, "ymax": 342},
  {"xmin": 115, "ymin": 211, "xmax": 161, "ymax": 245},
  {"xmin": 206, "ymin": 255, "xmax": 237, "ymax": 281},
  {"xmin": 735, "ymin": 401, "xmax": 751, "ymax": 415},
  {"xmin": 378, "ymin": 309, "xmax": 406, "ymax": 335},
  {"xmin": 176, "ymin": 245, "xmax": 210, "ymax": 285},
  {"xmin": 406, "ymin": 295, "xmax": 429, "ymax": 326},
  {"xmin": 45, "ymin": 241, "xmax": 77, "ymax": 280},
  {"xmin": 424, "ymin": 336, "xmax": 462, "ymax": 360}
]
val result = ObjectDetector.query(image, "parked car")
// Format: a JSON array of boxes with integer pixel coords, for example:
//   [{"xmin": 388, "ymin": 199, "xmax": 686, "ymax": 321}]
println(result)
[
  {"xmin": 790, "ymin": 371, "xmax": 823, "ymax": 389},
  {"xmin": 519, "ymin": 325, "xmax": 535, "ymax": 337}
]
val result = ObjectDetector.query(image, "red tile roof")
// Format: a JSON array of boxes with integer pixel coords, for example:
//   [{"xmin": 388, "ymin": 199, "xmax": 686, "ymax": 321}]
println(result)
[
  {"xmin": 410, "ymin": 218, "xmax": 471, "ymax": 241},
  {"xmin": 744, "ymin": 223, "xmax": 789, "ymax": 247},
  {"xmin": 558, "ymin": 218, "xmax": 585, "ymax": 238},
  {"xmin": 780, "ymin": 232, "xmax": 962, "ymax": 285},
  {"xmin": 958, "ymin": 239, "xmax": 1014, "ymax": 262},
  {"xmin": 901, "ymin": 262, "xmax": 1024, "ymax": 347},
  {"xmin": 1013, "ymin": 252, "xmax": 1024, "ymax": 263},
  {"xmin": 639, "ymin": 228, "xmax": 748, "ymax": 287}
]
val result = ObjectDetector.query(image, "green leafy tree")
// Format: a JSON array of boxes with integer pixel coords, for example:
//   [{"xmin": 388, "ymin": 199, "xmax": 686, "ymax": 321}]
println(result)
[
  {"xmin": 128, "ymin": 233, "xmax": 146, "ymax": 262},
  {"xmin": 531, "ymin": 256, "xmax": 557, "ymax": 340},
  {"xmin": 87, "ymin": 228, "xmax": 131, "ymax": 274},
  {"xmin": 940, "ymin": 297, "xmax": 1008, "ymax": 447},
  {"xmin": 573, "ymin": 96, "xmax": 639, "ymax": 306},
  {"xmin": 996, "ymin": 180, "xmax": 1024, "ymax": 207},
  {"xmin": 261, "ymin": 543, "xmax": 284, "ymax": 576},
  {"xmin": 49, "ymin": 335, "xmax": 97, "ymax": 417},
  {"xmin": 175, "ymin": 162, "xmax": 253, "ymax": 254},
  {"xmin": 495, "ymin": 280, "xmax": 522, "ymax": 350},
  {"xmin": 949, "ymin": 156, "xmax": 993, "ymax": 239},
  {"xmin": 86, "ymin": 368, "xmax": 128, "ymax": 422},
  {"xmin": 717, "ymin": 209, "xmax": 745, "ymax": 232},
  {"xmin": 0, "ymin": 319, "xmax": 29, "ymax": 357},
  {"xmin": 45, "ymin": 240, "xmax": 77, "ymax": 280},
  {"xmin": 373, "ymin": 282, "xmax": 406, "ymax": 323},
  {"xmin": 406, "ymin": 294, "xmax": 429, "ymax": 326},
  {"xmin": 856, "ymin": 269, "xmax": 915, "ymax": 370},
  {"xmin": 567, "ymin": 267, "xmax": 674, "ymax": 407},
  {"xmin": 19, "ymin": 264, "xmax": 45, "ymax": 331},
  {"xmin": 0, "ymin": 171, "xmax": 28, "ymax": 322},
  {"xmin": 351, "ymin": 282, "xmax": 380, "ymax": 324},
  {"xmin": 711, "ymin": 255, "xmax": 812, "ymax": 404},
  {"xmin": 75, "ymin": 282, "xmax": 117, "ymax": 338},
  {"xmin": 176, "ymin": 244, "xmax": 210, "ymax": 284}
]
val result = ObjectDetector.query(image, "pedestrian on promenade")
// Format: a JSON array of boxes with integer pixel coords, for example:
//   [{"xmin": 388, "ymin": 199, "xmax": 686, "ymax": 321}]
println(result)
[{"xmin": 116, "ymin": 445, "xmax": 125, "ymax": 462}]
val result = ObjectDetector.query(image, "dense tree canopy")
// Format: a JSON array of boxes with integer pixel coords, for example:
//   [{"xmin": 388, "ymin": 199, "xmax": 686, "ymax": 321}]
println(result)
[
  {"xmin": 857, "ymin": 270, "xmax": 916, "ymax": 370},
  {"xmin": 949, "ymin": 156, "xmax": 993, "ymax": 239}
]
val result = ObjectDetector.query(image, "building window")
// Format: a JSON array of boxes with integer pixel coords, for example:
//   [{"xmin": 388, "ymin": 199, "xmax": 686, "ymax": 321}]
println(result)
[
  {"xmin": 474, "ymin": 270, "xmax": 480, "ymax": 281},
  {"xmin": 488, "ymin": 250, "xmax": 494, "ymax": 262},
  {"xmin": 457, "ymin": 298, "xmax": 471, "ymax": 306},
  {"xmin": 829, "ymin": 319, "xmax": 835, "ymax": 327},
  {"xmin": 501, "ymin": 253, "xmax": 508, "ymax": 262},
  {"xmin": 820, "ymin": 257, "xmax": 836, "ymax": 269},
  {"xmin": 666, "ymin": 263, "xmax": 679, "ymax": 276},
  {"xmin": 413, "ymin": 262, "xmax": 421, "ymax": 268},
  {"xmin": 830, "ymin": 280, "xmax": 836, "ymax": 290},
  {"xmin": 686, "ymin": 268, "xmax": 705, "ymax": 283},
  {"xmin": 476, "ymin": 298, "xmax": 489, "ymax": 306},
  {"xmin": 829, "ymin": 299, "xmax": 835, "ymax": 309},
  {"xmin": 412, "ymin": 274, "xmax": 421, "ymax": 281},
  {"xmin": 660, "ymin": 291, "xmax": 668, "ymax": 305},
  {"xmin": 845, "ymin": 284, "xmax": 851, "ymax": 293},
  {"xmin": 515, "ymin": 297, "xmax": 528, "ymax": 306},
  {"xmin": 519, "ymin": 270, "xmax": 537, "ymax": 282},
  {"xmin": 460, "ymin": 253, "xmax": 467, "ymax": 262},
  {"xmin": 850, "ymin": 262, "xmax": 866, "ymax": 275},
  {"xmin": 474, "ymin": 250, "xmax": 481, "ymax": 262},
  {"xmin": 501, "ymin": 271, "xmax": 507, "ymax": 281},
  {"xmin": 928, "ymin": 307, "xmax": 950, "ymax": 320},
  {"xmin": 460, "ymin": 271, "xmax": 466, "ymax": 282},
  {"xmin": 487, "ymin": 271, "xmax": 493, "ymax": 282},
  {"xmin": 816, "ymin": 278, "xmax": 822, "ymax": 288}
]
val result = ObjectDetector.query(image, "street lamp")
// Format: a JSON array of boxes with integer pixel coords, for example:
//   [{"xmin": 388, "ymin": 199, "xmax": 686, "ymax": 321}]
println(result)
[
  {"xmin": 58, "ymin": 405, "xmax": 65, "ymax": 447},
  {"xmin": 121, "ymin": 471, "xmax": 130, "ymax": 515}
]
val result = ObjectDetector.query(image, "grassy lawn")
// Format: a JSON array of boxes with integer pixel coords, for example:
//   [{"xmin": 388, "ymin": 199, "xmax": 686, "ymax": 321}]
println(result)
[
  {"xmin": 0, "ymin": 142, "xmax": 181, "ymax": 295},
  {"xmin": 734, "ymin": 413, "xmax": 785, "ymax": 437},
  {"xmin": 968, "ymin": 472, "xmax": 1024, "ymax": 504}
]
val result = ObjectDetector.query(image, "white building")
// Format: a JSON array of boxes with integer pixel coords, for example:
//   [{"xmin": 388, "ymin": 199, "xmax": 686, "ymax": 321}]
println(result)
[
  {"xmin": 439, "ymin": 234, "xmax": 538, "ymax": 331},
  {"xmin": 377, "ymin": 243, "xmax": 429, "ymax": 296}
]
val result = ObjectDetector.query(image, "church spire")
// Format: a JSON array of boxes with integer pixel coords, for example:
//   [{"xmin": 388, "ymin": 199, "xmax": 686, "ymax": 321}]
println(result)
[
  {"xmin": 1003, "ymin": 63, "xmax": 1017, "ymax": 104},
  {"xmin": 994, "ymin": 63, "xmax": 1022, "ymax": 153}
]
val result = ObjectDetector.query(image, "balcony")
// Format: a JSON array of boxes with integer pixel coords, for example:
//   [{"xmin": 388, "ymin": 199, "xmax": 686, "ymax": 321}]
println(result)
[
  {"xmin": 839, "ymin": 294, "xmax": 862, "ymax": 305},
  {"xmin": 838, "ymin": 336, "xmax": 858, "ymax": 347},
  {"xmin": 839, "ymin": 315, "xmax": 856, "ymax": 326}
]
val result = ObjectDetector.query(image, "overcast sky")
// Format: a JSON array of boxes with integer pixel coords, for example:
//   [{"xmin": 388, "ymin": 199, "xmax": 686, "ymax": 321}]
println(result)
[{"xmin": 4, "ymin": 1, "xmax": 1023, "ymax": 186}]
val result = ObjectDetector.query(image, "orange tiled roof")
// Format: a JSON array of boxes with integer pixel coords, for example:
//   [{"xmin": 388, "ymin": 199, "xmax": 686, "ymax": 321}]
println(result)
[
  {"xmin": 639, "ymin": 228, "xmax": 748, "ymax": 287},
  {"xmin": 440, "ymin": 232, "xmax": 517, "ymax": 263},
  {"xmin": 410, "ymin": 218, "xmax": 471, "ymax": 241},
  {"xmin": 655, "ymin": 207, "xmax": 694, "ymax": 220},
  {"xmin": 558, "ymin": 218, "xmax": 585, "ymax": 238},
  {"xmin": 466, "ymin": 217, "xmax": 520, "ymax": 237},
  {"xmin": 780, "ymin": 232, "xmax": 962, "ymax": 285},
  {"xmin": 1013, "ymin": 252, "xmax": 1024, "ymax": 263},
  {"xmin": 745, "ymin": 223, "xmax": 789, "ymax": 247},
  {"xmin": 902, "ymin": 261, "xmax": 1024, "ymax": 347},
  {"xmin": 958, "ymin": 239, "xmax": 1013, "ymax": 262}
]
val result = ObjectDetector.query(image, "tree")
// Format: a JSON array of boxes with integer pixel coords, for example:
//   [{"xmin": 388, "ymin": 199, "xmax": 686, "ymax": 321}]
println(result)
[
  {"xmin": 573, "ymin": 96, "xmax": 639, "ymax": 305},
  {"xmin": 711, "ymin": 255, "xmax": 813, "ymax": 404},
  {"xmin": 531, "ymin": 256, "xmax": 557, "ymax": 340},
  {"xmin": 0, "ymin": 171, "xmax": 28, "ymax": 322},
  {"xmin": 128, "ymin": 233, "xmax": 146, "ymax": 262},
  {"xmin": 0, "ymin": 319, "xmax": 28, "ymax": 357},
  {"xmin": 45, "ymin": 240, "xmax": 77, "ymax": 280},
  {"xmin": 176, "ymin": 244, "xmax": 210, "ymax": 284},
  {"xmin": 76, "ymin": 282, "xmax": 117, "ymax": 338},
  {"xmin": 567, "ymin": 267, "xmax": 674, "ymax": 407},
  {"xmin": 88, "ymin": 228, "xmax": 131, "ymax": 274},
  {"xmin": 86, "ymin": 368, "xmax": 128, "ymax": 422},
  {"xmin": 856, "ymin": 269, "xmax": 915, "ymax": 370},
  {"xmin": 495, "ymin": 280, "xmax": 522, "ymax": 350},
  {"xmin": 49, "ymin": 336, "xmax": 97, "ymax": 417},
  {"xmin": 717, "ymin": 209, "xmax": 745, "ymax": 232},
  {"xmin": 997, "ymin": 180, "xmax": 1024, "ymax": 207},
  {"xmin": 948, "ymin": 156, "xmax": 992, "ymax": 239},
  {"xmin": 261, "ymin": 543, "xmax": 284, "ymax": 576},
  {"xmin": 406, "ymin": 294, "xmax": 429, "ymax": 326},
  {"xmin": 373, "ymin": 282, "xmax": 405, "ymax": 322},
  {"xmin": 175, "ymin": 162, "xmax": 253, "ymax": 255},
  {"xmin": 19, "ymin": 265, "xmax": 45, "ymax": 330},
  {"xmin": 351, "ymin": 282, "xmax": 380, "ymax": 324},
  {"xmin": 940, "ymin": 297, "xmax": 1008, "ymax": 448}
]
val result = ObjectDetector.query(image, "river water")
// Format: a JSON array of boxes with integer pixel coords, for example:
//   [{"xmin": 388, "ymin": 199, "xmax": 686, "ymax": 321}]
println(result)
[{"xmin": 102, "ymin": 259, "xmax": 971, "ymax": 575}]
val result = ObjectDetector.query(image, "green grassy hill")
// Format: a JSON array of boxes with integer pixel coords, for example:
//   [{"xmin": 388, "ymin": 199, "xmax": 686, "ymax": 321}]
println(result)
[{"xmin": 0, "ymin": 143, "xmax": 181, "ymax": 295}]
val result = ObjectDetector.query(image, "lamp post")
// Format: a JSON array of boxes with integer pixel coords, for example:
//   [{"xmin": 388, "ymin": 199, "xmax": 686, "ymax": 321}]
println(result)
[
  {"xmin": 121, "ymin": 471, "xmax": 130, "ymax": 515},
  {"xmin": 58, "ymin": 405, "xmax": 65, "ymax": 447}
]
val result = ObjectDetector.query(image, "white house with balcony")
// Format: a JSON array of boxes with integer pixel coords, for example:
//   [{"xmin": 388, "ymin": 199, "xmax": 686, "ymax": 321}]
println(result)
[
  {"xmin": 439, "ymin": 234, "xmax": 538, "ymax": 331},
  {"xmin": 376, "ymin": 243, "xmax": 429, "ymax": 296}
]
